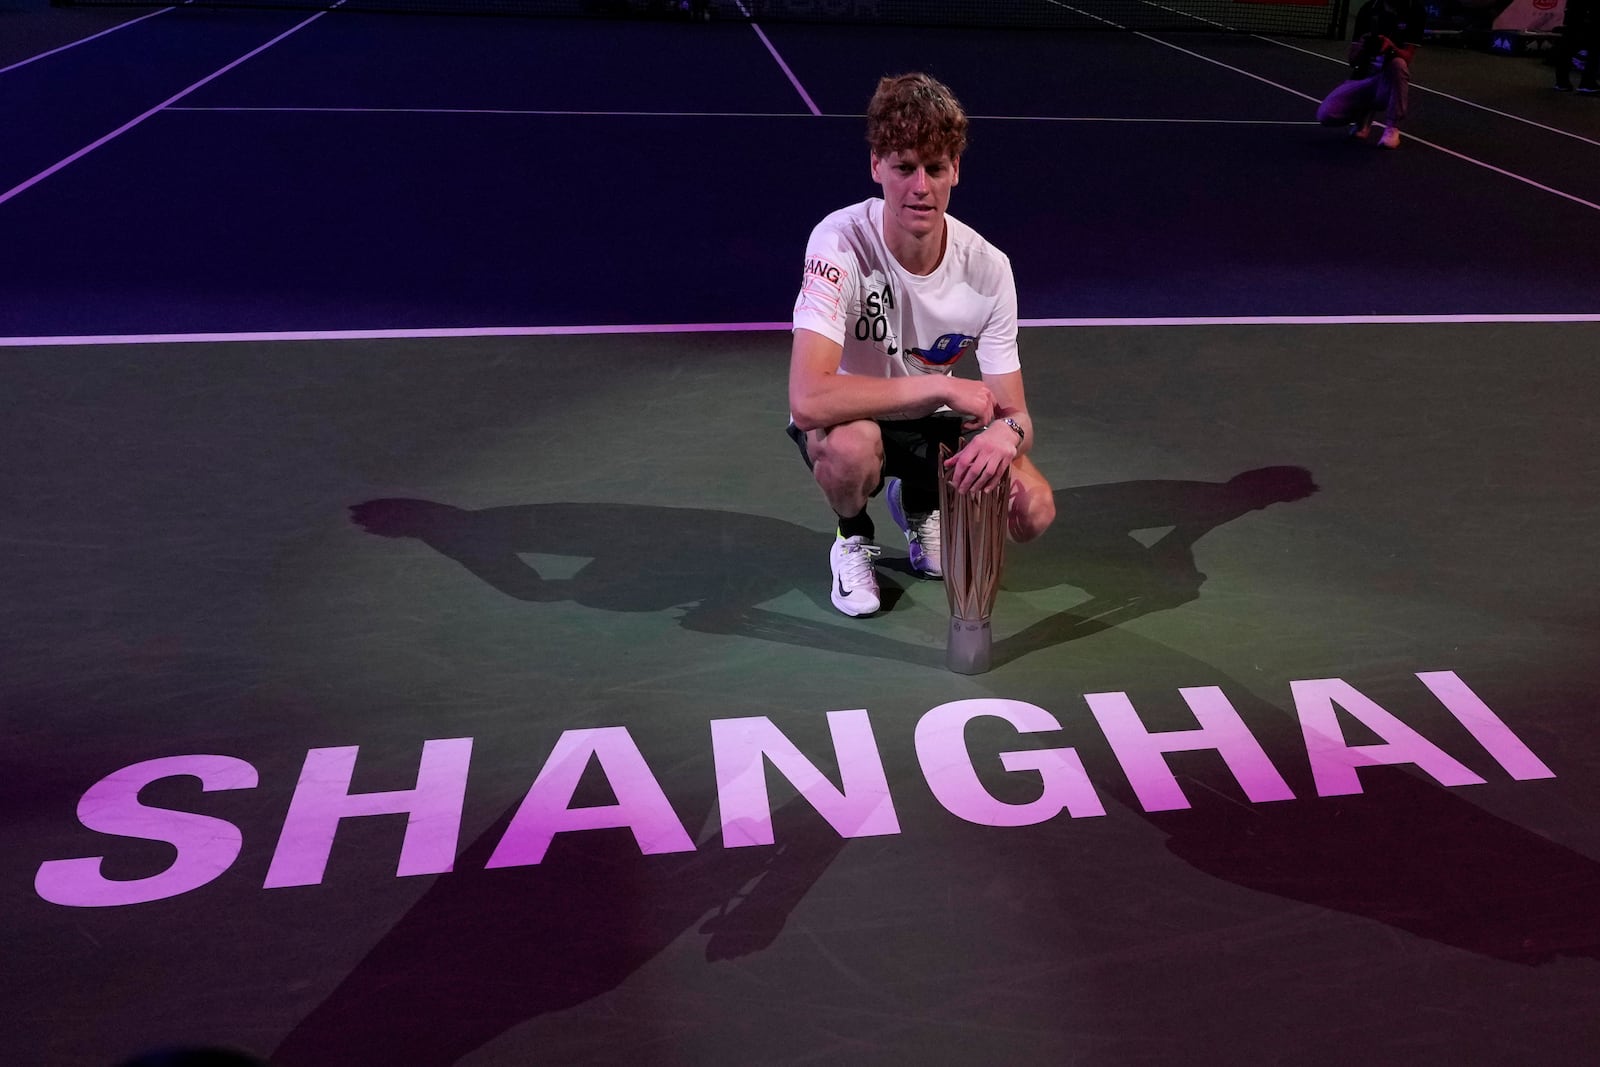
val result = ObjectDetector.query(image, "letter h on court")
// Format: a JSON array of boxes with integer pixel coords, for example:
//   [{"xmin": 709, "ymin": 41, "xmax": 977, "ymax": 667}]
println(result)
[
  {"xmin": 1085, "ymin": 688, "xmax": 1295, "ymax": 812},
  {"xmin": 263, "ymin": 738, "xmax": 474, "ymax": 888}
]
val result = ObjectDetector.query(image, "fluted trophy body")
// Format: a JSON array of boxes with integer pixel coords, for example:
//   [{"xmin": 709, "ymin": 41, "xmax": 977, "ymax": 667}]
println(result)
[{"xmin": 937, "ymin": 443, "xmax": 1008, "ymax": 674}]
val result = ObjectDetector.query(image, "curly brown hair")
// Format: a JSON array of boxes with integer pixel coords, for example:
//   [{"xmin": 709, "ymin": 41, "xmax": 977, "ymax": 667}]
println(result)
[{"xmin": 865, "ymin": 73, "xmax": 969, "ymax": 162}]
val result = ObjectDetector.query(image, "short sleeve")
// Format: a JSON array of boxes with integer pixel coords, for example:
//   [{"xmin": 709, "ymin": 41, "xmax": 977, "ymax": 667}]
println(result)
[
  {"xmin": 792, "ymin": 222, "xmax": 859, "ymax": 345},
  {"xmin": 975, "ymin": 259, "xmax": 1021, "ymax": 376}
]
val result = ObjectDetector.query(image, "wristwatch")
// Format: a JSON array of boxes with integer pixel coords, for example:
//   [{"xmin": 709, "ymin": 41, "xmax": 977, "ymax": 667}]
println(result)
[{"xmin": 991, "ymin": 416, "xmax": 1024, "ymax": 443}]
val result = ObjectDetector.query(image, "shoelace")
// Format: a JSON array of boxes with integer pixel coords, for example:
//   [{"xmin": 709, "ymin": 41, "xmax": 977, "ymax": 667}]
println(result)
[
  {"xmin": 839, "ymin": 539, "xmax": 883, "ymax": 585},
  {"xmin": 915, "ymin": 511, "xmax": 941, "ymax": 554}
]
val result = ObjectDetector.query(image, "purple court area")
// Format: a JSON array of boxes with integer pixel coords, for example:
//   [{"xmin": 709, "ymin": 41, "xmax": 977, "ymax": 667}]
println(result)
[
  {"xmin": 3, "ymin": 8, "xmax": 1600, "ymax": 337},
  {"xmin": 4, "ymin": 5, "xmax": 1600, "ymax": 1067}
]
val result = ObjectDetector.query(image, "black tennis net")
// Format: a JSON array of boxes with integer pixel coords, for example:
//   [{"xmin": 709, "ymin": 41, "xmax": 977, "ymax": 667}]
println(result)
[{"xmin": 57, "ymin": 0, "xmax": 1348, "ymax": 37}]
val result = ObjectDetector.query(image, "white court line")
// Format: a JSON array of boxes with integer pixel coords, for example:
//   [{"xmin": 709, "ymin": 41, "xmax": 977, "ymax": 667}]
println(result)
[
  {"xmin": 975, "ymin": 115, "xmax": 1318, "ymax": 125},
  {"xmin": 1134, "ymin": 32, "xmax": 1318, "ymax": 102},
  {"xmin": 1259, "ymin": 35, "xmax": 1600, "ymax": 151},
  {"xmin": 167, "ymin": 106, "xmax": 821, "ymax": 117},
  {"xmin": 734, "ymin": 0, "xmax": 820, "ymax": 116},
  {"xmin": 1025, "ymin": 313, "xmax": 1600, "ymax": 326},
  {"xmin": 0, "ymin": 323, "xmax": 789, "ymax": 347},
  {"xmin": 7, "ymin": 314, "xmax": 1600, "ymax": 348},
  {"xmin": 0, "ymin": 5, "xmax": 177, "ymax": 76},
  {"xmin": 0, "ymin": 5, "xmax": 336, "ymax": 208},
  {"xmin": 167, "ymin": 103, "xmax": 1317, "ymax": 125},
  {"xmin": 1135, "ymin": 0, "xmax": 1600, "ymax": 150},
  {"xmin": 1046, "ymin": 1, "xmax": 1320, "ymax": 100},
  {"xmin": 1396, "ymin": 129, "xmax": 1600, "ymax": 211},
  {"xmin": 1135, "ymin": 1, "xmax": 1234, "ymax": 31},
  {"xmin": 1049, "ymin": 0, "xmax": 1600, "ymax": 212}
]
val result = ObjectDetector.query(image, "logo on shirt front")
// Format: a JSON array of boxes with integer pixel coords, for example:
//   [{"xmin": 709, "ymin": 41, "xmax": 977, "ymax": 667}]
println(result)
[
  {"xmin": 905, "ymin": 333, "xmax": 977, "ymax": 372},
  {"xmin": 853, "ymin": 282, "xmax": 896, "ymax": 351}
]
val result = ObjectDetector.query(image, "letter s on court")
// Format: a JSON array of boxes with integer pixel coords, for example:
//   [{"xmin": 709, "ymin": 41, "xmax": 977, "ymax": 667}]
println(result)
[{"xmin": 35, "ymin": 754, "xmax": 258, "ymax": 908}]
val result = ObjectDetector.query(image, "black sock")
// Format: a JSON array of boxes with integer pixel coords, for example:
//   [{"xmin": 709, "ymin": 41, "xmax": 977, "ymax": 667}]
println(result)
[
  {"xmin": 900, "ymin": 481, "xmax": 939, "ymax": 515},
  {"xmin": 837, "ymin": 509, "xmax": 875, "ymax": 541}
]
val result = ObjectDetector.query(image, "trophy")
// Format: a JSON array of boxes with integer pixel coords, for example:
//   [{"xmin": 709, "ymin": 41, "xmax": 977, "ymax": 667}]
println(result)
[{"xmin": 937, "ymin": 442, "xmax": 1009, "ymax": 674}]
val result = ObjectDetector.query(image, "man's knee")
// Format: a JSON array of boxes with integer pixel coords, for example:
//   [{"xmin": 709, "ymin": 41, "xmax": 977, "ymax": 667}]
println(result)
[
  {"xmin": 1010, "ymin": 488, "xmax": 1055, "ymax": 543},
  {"xmin": 1007, "ymin": 460, "xmax": 1056, "ymax": 543},
  {"xmin": 1316, "ymin": 82, "xmax": 1356, "ymax": 125},
  {"xmin": 809, "ymin": 420, "xmax": 883, "ymax": 494}
]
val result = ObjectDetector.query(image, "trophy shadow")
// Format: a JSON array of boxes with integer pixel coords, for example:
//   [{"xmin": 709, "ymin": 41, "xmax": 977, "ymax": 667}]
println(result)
[{"xmin": 348, "ymin": 464, "xmax": 1317, "ymax": 671}]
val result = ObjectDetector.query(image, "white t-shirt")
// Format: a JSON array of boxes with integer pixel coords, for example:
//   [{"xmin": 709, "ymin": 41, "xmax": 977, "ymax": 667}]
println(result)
[{"xmin": 792, "ymin": 198, "xmax": 1020, "ymax": 380}]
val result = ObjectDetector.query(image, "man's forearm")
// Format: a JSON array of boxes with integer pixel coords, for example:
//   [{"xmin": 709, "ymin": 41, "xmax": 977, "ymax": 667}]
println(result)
[{"xmin": 788, "ymin": 372, "xmax": 950, "ymax": 431}]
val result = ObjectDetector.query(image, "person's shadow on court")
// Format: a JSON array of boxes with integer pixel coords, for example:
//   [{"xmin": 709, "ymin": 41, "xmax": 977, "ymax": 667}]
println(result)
[
  {"xmin": 271, "ymin": 784, "xmax": 845, "ymax": 1066},
  {"xmin": 349, "ymin": 496, "xmax": 943, "ymax": 665},
  {"xmin": 276, "ymin": 471, "xmax": 1315, "ymax": 1065},
  {"xmin": 994, "ymin": 465, "xmax": 1317, "ymax": 664},
  {"xmin": 347, "ymin": 465, "xmax": 1319, "ymax": 669},
  {"xmin": 312, "ymin": 470, "xmax": 1600, "ymax": 1063}
]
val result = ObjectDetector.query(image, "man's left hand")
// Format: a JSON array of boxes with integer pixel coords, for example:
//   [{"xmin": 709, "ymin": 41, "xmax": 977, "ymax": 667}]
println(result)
[{"xmin": 944, "ymin": 423, "xmax": 1020, "ymax": 494}]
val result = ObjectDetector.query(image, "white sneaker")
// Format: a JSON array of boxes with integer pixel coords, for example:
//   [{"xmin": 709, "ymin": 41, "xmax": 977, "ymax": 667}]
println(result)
[
  {"xmin": 886, "ymin": 478, "xmax": 942, "ymax": 578},
  {"xmin": 1378, "ymin": 125, "xmax": 1400, "ymax": 149},
  {"xmin": 829, "ymin": 535, "xmax": 882, "ymax": 616}
]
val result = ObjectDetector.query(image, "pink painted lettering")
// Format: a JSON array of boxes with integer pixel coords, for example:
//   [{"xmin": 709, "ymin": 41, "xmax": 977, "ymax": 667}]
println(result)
[
  {"xmin": 711, "ymin": 710, "xmax": 900, "ymax": 847},
  {"xmin": 1418, "ymin": 670, "xmax": 1556, "ymax": 780},
  {"xmin": 486, "ymin": 727, "xmax": 693, "ymax": 867},
  {"xmin": 1085, "ymin": 687, "xmax": 1295, "ymax": 812},
  {"xmin": 264, "ymin": 737, "xmax": 472, "ymax": 888},
  {"xmin": 1291, "ymin": 678, "xmax": 1485, "ymax": 796},
  {"xmin": 915, "ymin": 698, "xmax": 1105, "ymax": 825},
  {"xmin": 34, "ymin": 754, "xmax": 257, "ymax": 908}
]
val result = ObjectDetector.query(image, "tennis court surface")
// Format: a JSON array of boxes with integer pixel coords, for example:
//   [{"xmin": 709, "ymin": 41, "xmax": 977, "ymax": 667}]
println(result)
[{"xmin": 4, "ymin": 3, "xmax": 1600, "ymax": 1064}]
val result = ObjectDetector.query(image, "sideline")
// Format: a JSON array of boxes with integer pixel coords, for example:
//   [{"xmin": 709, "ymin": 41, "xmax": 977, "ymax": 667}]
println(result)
[
  {"xmin": 733, "ymin": 0, "xmax": 820, "ymax": 116},
  {"xmin": 6, "ymin": 314, "xmax": 1600, "ymax": 348},
  {"xmin": 0, "ymin": 3, "xmax": 341, "ymax": 207},
  {"xmin": 1047, "ymin": 0, "xmax": 1600, "ymax": 212},
  {"xmin": 0, "ymin": 4, "xmax": 174, "ymax": 75}
]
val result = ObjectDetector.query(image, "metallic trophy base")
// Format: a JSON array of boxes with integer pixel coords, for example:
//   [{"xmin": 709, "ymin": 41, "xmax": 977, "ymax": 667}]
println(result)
[{"xmin": 947, "ymin": 616, "xmax": 992, "ymax": 675}]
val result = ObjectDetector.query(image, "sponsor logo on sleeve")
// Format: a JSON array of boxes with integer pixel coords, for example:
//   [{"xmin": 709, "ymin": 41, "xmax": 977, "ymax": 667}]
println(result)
[
  {"xmin": 796, "ymin": 256, "xmax": 847, "ymax": 321},
  {"xmin": 805, "ymin": 257, "xmax": 845, "ymax": 286}
]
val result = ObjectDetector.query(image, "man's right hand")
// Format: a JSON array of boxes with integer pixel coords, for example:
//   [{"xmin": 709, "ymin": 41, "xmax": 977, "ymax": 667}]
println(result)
[{"xmin": 942, "ymin": 377, "xmax": 998, "ymax": 430}]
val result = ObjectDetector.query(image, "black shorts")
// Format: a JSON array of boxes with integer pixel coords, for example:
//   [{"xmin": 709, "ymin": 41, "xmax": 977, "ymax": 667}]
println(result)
[{"xmin": 785, "ymin": 414, "xmax": 965, "ymax": 497}]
